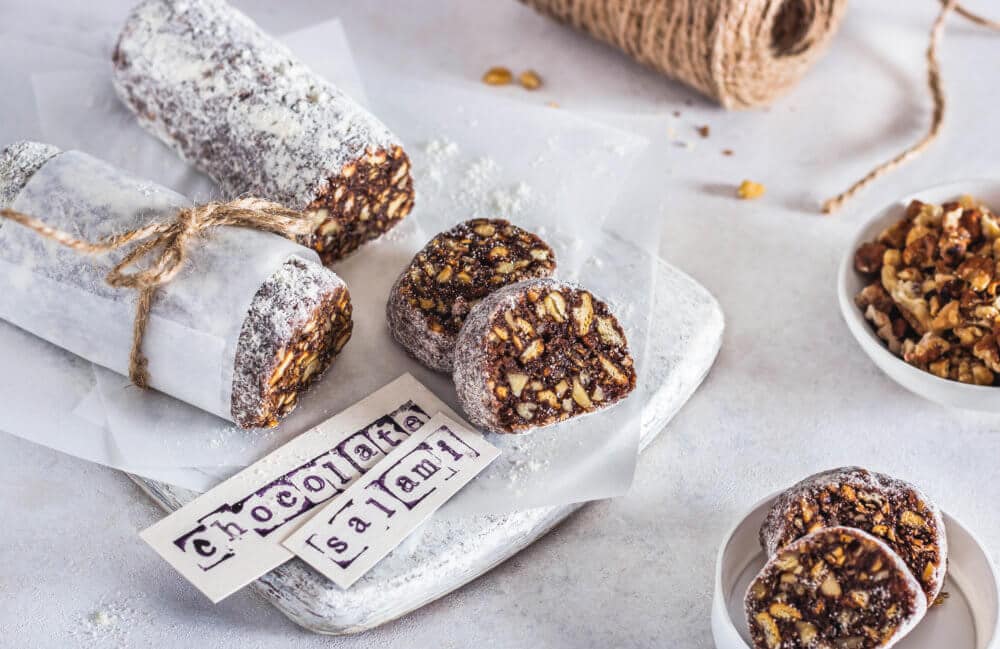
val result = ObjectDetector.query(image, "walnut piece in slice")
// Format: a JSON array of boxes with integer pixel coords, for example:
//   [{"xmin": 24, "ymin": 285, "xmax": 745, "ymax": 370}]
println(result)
[
  {"xmin": 745, "ymin": 527, "xmax": 927, "ymax": 649},
  {"xmin": 759, "ymin": 467, "xmax": 948, "ymax": 603},
  {"xmin": 386, "ymin": 218, "xmax": 556, "ymax": 372},
  {"xmin": 453, "ymin": 278, "xmax": 636, "ymax": 434}
]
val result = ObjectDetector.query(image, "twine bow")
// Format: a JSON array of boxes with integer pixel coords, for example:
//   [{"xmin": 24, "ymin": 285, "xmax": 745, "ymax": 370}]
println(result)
[{"xmin": 0, "ymin": 197, "xmax": 320, "ymax": 388}]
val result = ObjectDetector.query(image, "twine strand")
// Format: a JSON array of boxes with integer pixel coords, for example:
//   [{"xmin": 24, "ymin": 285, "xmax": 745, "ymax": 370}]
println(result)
[
  {"xmin": 0, "ymin": 198, "xmax": 318, "ymax": 387},
  {"xmin": 823, "ymin": 0, "xmax": 1000, "ymax": 213}
]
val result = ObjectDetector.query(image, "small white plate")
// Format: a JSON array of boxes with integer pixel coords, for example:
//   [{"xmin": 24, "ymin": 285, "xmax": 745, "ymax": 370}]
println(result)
[
  {"xmin": 712, "ymin": 492, "xmax": 1000, "ymax": 649},
  {"xmin": 838, "ymin": 180, "xmax": 1000, "ymax": 412}
]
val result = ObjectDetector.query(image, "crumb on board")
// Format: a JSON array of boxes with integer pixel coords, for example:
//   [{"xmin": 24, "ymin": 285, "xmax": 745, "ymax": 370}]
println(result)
[
  {"xmin": 697, "ymin": 125, "xmax": 710, "ymax": 138},
  {"xmin": 722, "ymin": 149, "xmax": 734, "ymax": 156},
  {"xmin": 737, "ymin": 180, "xmax": 766, "ymax": 200}
]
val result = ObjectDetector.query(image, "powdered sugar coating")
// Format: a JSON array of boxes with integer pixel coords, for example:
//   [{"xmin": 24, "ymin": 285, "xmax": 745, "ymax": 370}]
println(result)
[
  {"xmin": 760, "ymin": 466, "xmax": 948, "ymax": 601},
  {"xmin": 453, "ymin": 277, "xmax": 633, "ymax": 433},
  {"xmin": 0, "ymin": 141, "xmax": 59, "ymax": 210},
  {"xmin": 111, "ymin": 0, "xmax": 401, "ymax": 211}
]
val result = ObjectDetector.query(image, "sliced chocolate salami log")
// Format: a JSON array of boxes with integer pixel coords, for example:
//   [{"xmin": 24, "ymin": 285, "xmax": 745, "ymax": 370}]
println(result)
[
  {"xmin": 453, "ymin": 278, "xmax": 636, "ymax": 434},
  {"xmin": 233, "ymin": 258, "xmax": 353, "ymax": 428},
  {"xmin": 387, "ymin": 218, "xmax": 556, "ymax": 372},
  {"xmin": 746, "ymin": 527, "xmax": 927, "ymax": 649},
  {"xmin": 112, "ymin": 0, "xmax": 414, "ymax": 265},
  {"xmin": 760, "ymin": 467, "xmax": 947, "ymax": 602},
  {"xmin": 0, "ymin": 141, "xmax": 353, "ymax": 429}
]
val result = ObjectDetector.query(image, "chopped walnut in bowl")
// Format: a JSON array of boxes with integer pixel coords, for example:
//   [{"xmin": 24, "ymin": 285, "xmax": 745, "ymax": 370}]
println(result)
[{"xmin": 853, "ymin": 196, "xmax": 1000, "ymax": 387}]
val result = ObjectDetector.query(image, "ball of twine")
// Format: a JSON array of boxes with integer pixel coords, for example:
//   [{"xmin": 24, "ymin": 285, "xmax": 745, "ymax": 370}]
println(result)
[{"xmin": 522, "ymin": 0, "xmax": 849, "ymax": 109}]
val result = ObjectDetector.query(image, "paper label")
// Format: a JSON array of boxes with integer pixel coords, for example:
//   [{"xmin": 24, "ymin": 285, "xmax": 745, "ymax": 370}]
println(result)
[
  {"xmin": 139, "ymin": 374, "xmax": 467, "ymax": 603},
  {"xmin": 281, "ymin": 413, "xmax": 499, "ymax": 589}
]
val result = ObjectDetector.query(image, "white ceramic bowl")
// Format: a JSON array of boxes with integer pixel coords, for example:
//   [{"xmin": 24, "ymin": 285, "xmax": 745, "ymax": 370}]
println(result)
[
  {"xmin": 712, "ymin": 491, "xmax": 1000, "ymax": 649},
  {"xmin": 838, "ymin": 180, "xmax": 1000, "ymax": 412}
]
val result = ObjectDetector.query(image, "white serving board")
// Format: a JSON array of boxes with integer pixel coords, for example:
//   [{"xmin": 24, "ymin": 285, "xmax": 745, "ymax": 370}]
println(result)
[{"xmin": 130, "ymin": 255, "xmax": 724, "ymax": 635}]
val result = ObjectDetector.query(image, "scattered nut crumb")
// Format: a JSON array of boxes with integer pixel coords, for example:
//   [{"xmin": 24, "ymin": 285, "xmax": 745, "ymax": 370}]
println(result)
[
  {"xmin": 482, "ymin": 66, "xmax": 513, "ymax": 86},
  {"xmin": 546, "ymin": 101, "xmax": 560, "ymax": 108},
  {"xmin": 519, "ymin": 70, "xmax": 543, "ymax": 90},
  {"xmin": 722, "ymin": 149, "xmax": 734, "ymax": 156},
  {"xmin": 697, "ymin": 125, "xmax": 710, "ymax": 138},
  {"xmin": 672, "ymin": 110, "xmax": 682, "ymax": 118},
  {"xmin": 737, "ymin": 180, "xmax": 766, "ymax": 200}
]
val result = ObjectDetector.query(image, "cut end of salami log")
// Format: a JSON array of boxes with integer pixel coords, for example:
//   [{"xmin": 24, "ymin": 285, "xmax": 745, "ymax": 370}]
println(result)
[
  {"xmin": 0, "ymin": 140, "xmax": 354, "ymax": 429},
  {"xmin": 453, "ymin": 278, "xmax": 636, "ymax": 434},
  {"xmin": 759, "ymin": 467, "xmax": 948, "ymax": 603},
  {"xmin": 111, "ymin": 0, "xmax": 414, "ymax": 265},
  {"xmin": 387, "ymin": 218, "xmax": 556, "ymax": 372},
  {"xmin": 233, "ymin": 258, "xmax": 353, "ymax": 429},
  {"xmin": 745, "ymin": 527, "xmax": 927, "ymax": 649}
]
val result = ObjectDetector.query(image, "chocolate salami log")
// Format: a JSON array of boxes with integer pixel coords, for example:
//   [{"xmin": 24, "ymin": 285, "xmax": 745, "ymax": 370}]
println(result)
[
  {"xmin": 746, "ymin": 527, "xmax": 927, "ymax": 649},
  {"xmin": 454, "ymin": 278, "xmax": 637, "ymax": 433},
  {"xmin": 760, "ymin": 467, "xmax": 948, "ymax": 602},
  {"xmin": 387, "ymin": 219, "xmax": 556, "ymax": 372},
  {"xmin": 111, "ymin": 0, "xmax": 414, "ymax": 265},
  {"xmin": 0, "ymin": 141, "xmax": 353, "ymax": 429}
]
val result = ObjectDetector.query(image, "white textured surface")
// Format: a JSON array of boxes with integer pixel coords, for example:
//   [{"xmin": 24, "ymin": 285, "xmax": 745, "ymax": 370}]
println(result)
[{"xmin": 2, "ymin": 1, "xmax": 1000, "ymax": 648}]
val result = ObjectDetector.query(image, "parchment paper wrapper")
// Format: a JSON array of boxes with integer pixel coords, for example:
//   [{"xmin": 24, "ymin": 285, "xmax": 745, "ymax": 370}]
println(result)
[
  {"xmin": 0, "ymin": 19, "xmax": 656, "ymax": 517},
  {"xmin": 0, "ymin": 148, "xmax": 316, "ymax": 421}
]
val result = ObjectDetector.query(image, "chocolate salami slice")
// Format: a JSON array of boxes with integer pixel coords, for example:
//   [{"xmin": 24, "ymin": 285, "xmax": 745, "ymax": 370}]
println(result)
[
  {"xmin": 760, "ymin": 467, "xmax": 947, "ymax": 602},
  {"xmin": 453, "ymin": 278, "xmax": 636, "ymax": 433},
  {"xmin": 386, "ymin": 218, "xmax": 556, "ymax": 372},
  {"xmin": 111, "ymin": 0, "xmax": 414, "ymax": 265},
  {"xmin": 0, "ymin": 141, "xmax": 353, "ymax": 429},
  {"xmin": 746, "ymin": 527, "xmax": 927, "ymax": 649}
]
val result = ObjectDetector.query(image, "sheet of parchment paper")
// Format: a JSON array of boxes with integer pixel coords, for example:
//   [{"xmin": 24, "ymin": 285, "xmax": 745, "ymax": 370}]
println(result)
[{"xmin": 2, "ymin": 20, "xmax": 654, "ymax": 516}]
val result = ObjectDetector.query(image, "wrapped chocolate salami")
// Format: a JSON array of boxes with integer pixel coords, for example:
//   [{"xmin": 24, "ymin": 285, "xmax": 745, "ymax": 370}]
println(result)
[
  {"xmin": 111, "ymin": 0, "xmax": 414, "ymax": 265},
  {"xmin": 0, "ymin": 142, "xmax": 353, "ymax": 429}
]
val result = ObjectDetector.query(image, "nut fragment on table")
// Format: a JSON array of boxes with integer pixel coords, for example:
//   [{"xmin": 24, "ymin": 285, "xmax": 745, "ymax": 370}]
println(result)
[
  {"xmin": 453, "ymin": 278, "xmax": 637, "ymax": 434},
  {"xmin": 386, "ymin": 218, "xmax": 556, "ymax": 372},
  {"xmin": 854, "ymin": 197, "xmax": 1000, "ymax": 386},
  {"xmin": 738, "ymin": 180, "xmax": 766, "ymax": 199},
  {"xmin": 745, "ymin": 527, "xmax": 927, "ymax": 649}
]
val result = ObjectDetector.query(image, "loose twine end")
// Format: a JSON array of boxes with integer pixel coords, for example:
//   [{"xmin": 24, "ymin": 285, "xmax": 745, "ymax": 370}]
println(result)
[
  {"xmin": 0, "ymin": 197, "xmax": 313, "ymax": 387},
  {"xmin": 823, "ymin": 0, "xmax": 998, "ymax": 214}
]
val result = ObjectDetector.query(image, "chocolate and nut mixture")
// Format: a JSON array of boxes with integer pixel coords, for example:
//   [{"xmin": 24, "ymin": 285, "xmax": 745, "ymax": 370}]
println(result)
[
  {"xmin": 112, "ymin": 0, "xmax": 413, "ymax": 265},
  {"xmin": 760, "ymin": 467, "xmax": 947, "ymax": 602},
  {"xmin": 308, "ymin": 145, "xmax": 413, "ymax": 264},
  {"xmin": 386, "ymin": 219, "xmax": 556, "ymax": 373},
  {"xmin": 746, "ymin": 527, "xmax": 926, "ymax": 649},
  {"xmin": 232, "ymin": 258, "xmax": 353, "ymax": 429},
  {"xmin": 854, "ymin": 196, "xmax": 1000, "ymax": 385},
  {"xmin": 453, "ymin": 278, "xmax": 636, "ymax": 434}
]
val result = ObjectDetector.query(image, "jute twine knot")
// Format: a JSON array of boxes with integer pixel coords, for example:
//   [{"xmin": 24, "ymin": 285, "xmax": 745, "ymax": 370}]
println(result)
[{"xmin": 0, "ymin": 197, "xmax": 319, "ymax": 388}]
